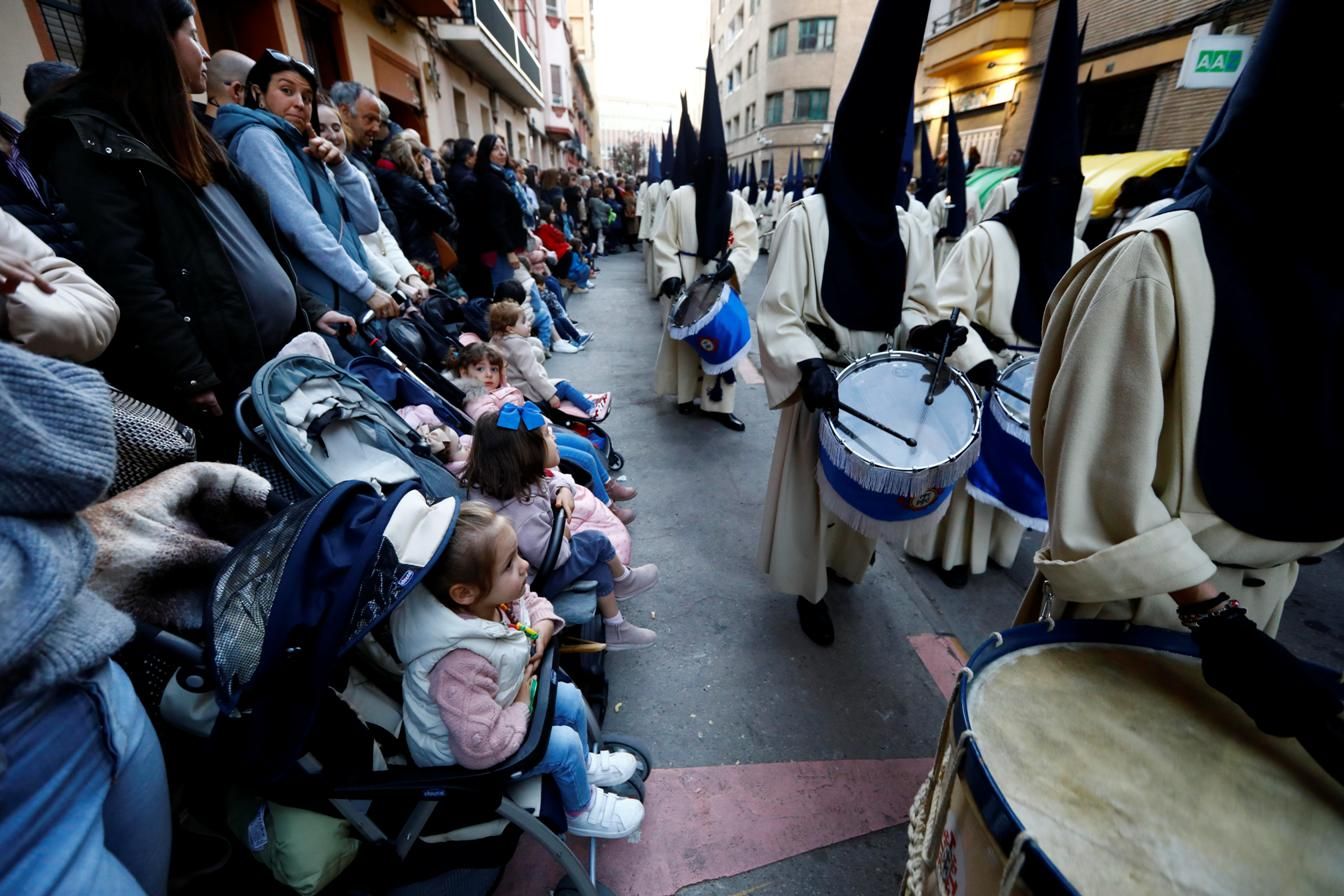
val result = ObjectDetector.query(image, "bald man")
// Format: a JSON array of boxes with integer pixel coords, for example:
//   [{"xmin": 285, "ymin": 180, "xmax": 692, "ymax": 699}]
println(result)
[{"xmin": 204, "ymin": 50, "xmax": 253, "ymax": 119}]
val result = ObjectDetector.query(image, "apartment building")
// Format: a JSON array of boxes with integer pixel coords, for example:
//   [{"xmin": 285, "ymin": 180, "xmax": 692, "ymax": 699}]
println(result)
[
  {"xmin": 710, "ymin": 0, "xmax": 886, "ymax": 181},
  {"xmin": 6, "ymin": 0, "xmax": 599, "ymax": 169},
  {"xmin": 919, "ymin": 0, "xmax": 1272, "ymax": 165}
]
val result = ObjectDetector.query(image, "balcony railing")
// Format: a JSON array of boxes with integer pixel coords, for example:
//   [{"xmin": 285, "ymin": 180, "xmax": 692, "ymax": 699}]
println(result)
[
  {"xmin": 443, "ymin": 0, "xmax": 544, "ymax": 101},
  {"xmin": 930, "ymin": 0, "xmax": 1003, "ymax": 37}
]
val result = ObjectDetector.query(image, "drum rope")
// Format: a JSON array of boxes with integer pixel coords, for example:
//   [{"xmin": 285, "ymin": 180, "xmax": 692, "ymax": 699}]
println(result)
[
  {"xmin": 921, "ymin": 729, "xmax": 976, "ymax": 869},
  {"xmin": 997, "ymin": 831, "xmax": 1036, "ymax": 896}
]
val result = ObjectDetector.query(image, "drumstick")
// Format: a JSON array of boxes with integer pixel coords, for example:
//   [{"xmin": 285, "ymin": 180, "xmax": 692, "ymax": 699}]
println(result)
[
  {"xmin": 834, "ymin": 418, "xmax": 902, "ymax": 467},
  {"xmin": 924, "ymin": 308, "xmax": 961, "ymax": 406},
  {"xmin": 991, "ymin": 381, "xmax": 1031, "ymax": 404},
  {"xmin": 837, "ymin": 402, "xmax": 917, "ymax": 447}
]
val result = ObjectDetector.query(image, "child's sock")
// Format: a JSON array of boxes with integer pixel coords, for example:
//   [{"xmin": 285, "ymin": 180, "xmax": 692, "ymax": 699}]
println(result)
[
  {"xmin": 613, "ymin": 568, "xmax": 632, "ymax": 583},
  {"xmin": 604, "ymin": 611, "xmax": 624, "ymax": 627}
]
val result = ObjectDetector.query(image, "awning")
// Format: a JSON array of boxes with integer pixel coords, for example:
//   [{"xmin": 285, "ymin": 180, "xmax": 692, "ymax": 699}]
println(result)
[
  {"xmin": 967, "ymin": 165, "xmax": 1019, "ymax": 205},
  {"xmin": 1081, "ymin": 149, "xmax": 1191, "ymax": 217}
]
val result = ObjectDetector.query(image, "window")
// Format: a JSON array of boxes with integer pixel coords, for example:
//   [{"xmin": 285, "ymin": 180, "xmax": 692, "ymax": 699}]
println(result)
[
  {"xmin": 768, "ymin": 24, "xmax": 788, "ymax": 58},
  {"xmin": 546, "ymin": 0, "xmax": 559, "ymax": 16},
  {"xmin": 798, "ymin": 17, "xmax": 836, "ymax": 53},
  {"xmin": 733, "ymin": 115, "xmax": 740, "ymax": 140},
  {"xmin": 765, "ymin": 92, "xmax": 784, "ymax": 125},
  {"xmin": 749, "ymin": 0, "xmax": 760, "ymax": 13},
  {"xmin": 34, "ymin": 0, "xmax": 84, "ymax": 67},
  {"xmin": 734, "ymin": 63, "xmax": 742, "ymax": 90},
  {"xmin": 296, "ymin": 0, "xmax": 349, "ymax": 86},
  {"xmin": 453, "ymin": 88, "xmax": 470, "ymax": 138},
  {"xmin": 728, "ymin": 8, "xmax": 743, "ymax": 42},
  {"xmin": 793, "ymin": 88, "xmax": 830, "ymax": 121},
  {"xmin": 726, "ymin": 69, "xmax": 735, "ymax": 93},
  {"xmin": 746, "ymin": 103, "xmax": 756, "ymax": 132},
  {"xmin": 746, "ymin": 44, "xmax": 757, "ymax": 78},
  {"xmin": 550, "ymin": 64, "xmax": 564, "ymax": 105}
]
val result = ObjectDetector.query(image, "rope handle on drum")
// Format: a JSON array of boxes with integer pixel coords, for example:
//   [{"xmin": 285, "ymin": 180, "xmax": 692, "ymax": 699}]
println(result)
[{"xmin": 924, "ymin": 308, "xmax": 960, "ymax": 406}]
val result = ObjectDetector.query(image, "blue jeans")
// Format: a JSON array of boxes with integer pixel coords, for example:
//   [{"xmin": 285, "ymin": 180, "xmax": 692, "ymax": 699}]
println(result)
[
  {"xmin": 0, "ymin": 661, "xmax": 171, "ymax": 896},
  {"xmin": 552, "ymin": 380, "xmax": 594, "ymax": 414},
  {"xmin": 540, "ymin": 529, "xmax": 616, "ymax": 598},
  {"xmin": 545, "ymin": 291, "xmax": 583, "ymax": 343},
  {"xmin": 568, "ymin": 258, "xmax": 592, "ymax": 285},
  {"xmin": 544, "ymin": 275, "xmax": 568, "ymax": 309},
  {"xmin": 523, "ymin": 681, "xmax": 591, "ymax": 812},
  {"xmin": 528, "ymin": 284, "xmax": 555, "ymax": 350}
]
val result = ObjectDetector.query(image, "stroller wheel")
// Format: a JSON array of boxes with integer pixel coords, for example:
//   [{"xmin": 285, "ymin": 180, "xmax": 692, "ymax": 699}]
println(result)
[
  {"xmin": 554, "ymin": 877, "xmax": 618, "ymax": 896},
  {"xmin": 599, "ymin": 733, "xmax": 653, "ymax": 783},
  {"xmin": 607, "ymin": 773, "xmax": 646, "ymax": 803},
  {"xmin": 606, "ymin": 450, "xmax": 625, "ymax": 472}
]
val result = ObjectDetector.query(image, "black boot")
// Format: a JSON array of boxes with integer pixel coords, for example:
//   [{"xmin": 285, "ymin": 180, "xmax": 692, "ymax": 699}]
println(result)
[
  {"xmin": 677, "ymin": 401, "xmax": 697, "ymax": 415},
  {"xmin": 937, "ymin": 564, "xmax": 970, "ymax": 589},
  {"xmin": 797, "ymin": 596, "xmax": 835, "ymax": 646}
]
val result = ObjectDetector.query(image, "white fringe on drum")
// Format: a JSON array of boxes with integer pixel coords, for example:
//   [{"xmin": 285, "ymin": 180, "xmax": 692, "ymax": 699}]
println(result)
[
  {"xmin": 965, "ymin": 482, "xmax": 1049, "ymax": 533},
  {"xmin": 667, "ymin": 288, "xmax": 751, "ymax": 376},
  {"xmin": 989, "ymin": 396, "xmax": 1032, "ymax": 446},
  {"xmin": 699, "ymin": 344, "xmax": 751, "ymax": 376},
  {"xmin": 815, "ymin": 463, "xmax": 953, "ymax": 540},
  {"xmin": 819, "ymin": 418, "xmax": 980, "ymax": 498}
]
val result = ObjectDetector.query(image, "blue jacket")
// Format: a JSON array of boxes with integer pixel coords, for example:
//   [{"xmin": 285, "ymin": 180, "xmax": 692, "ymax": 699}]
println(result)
[{"xmin": 214, "ymin": 105, "xmax": 377, "ymax": 316}]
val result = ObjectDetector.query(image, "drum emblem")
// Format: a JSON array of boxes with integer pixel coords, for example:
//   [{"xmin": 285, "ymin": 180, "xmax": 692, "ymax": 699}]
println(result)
[
  {"xmin": 901, "ymin": 488, "xmax": 941, "ymax": 511},
  {"xmin": 937, "ymin": 828, "xmax": 960, "ymax": 895},
  {"xmin": 699, "ymin": 335, "xmax": 719, "ymax": 354}
]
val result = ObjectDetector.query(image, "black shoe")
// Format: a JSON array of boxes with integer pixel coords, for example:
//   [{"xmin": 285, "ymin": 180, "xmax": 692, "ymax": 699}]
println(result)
[
  {"xmin": 707, "ymin": 411, "xmax": 746, "ymax": 432},
  {"xmin": 937, "ymin": 564, "xmax": 970, "ymax": 589},
  {"xmin": 827, "ymin": 567, "xmax": 855, "ymax": 587},
  {"xmin": 677, "ymin": 401, "xmax": 698, "ymax": 415},
  {"xmin": 797, "ymin": 596, "xmax": 835, "ymax": 646}
]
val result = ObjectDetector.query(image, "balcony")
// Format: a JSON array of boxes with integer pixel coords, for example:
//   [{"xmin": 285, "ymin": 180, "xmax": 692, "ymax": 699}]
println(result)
[
  {"xmin": 923, "ymin": 1, "xmax": 1035, "ymax": 78},
  {"xmin": 436, "ymin": 0, "xmax": 544, "ymax": 107}
]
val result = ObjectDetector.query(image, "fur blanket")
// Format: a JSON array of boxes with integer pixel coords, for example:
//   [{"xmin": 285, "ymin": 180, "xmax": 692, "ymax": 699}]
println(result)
[{"xmin": 80, "ymin": 463, "xmax": 273, "ymax": 632}]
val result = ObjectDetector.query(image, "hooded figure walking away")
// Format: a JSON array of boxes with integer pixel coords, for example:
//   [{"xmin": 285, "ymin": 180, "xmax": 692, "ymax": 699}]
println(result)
[
  {"xmin": 924, "ymin": 99, "xmax": 978, "ymax": 276},
  {"xmin": 652, "ymin": 52, "xmax": 761, "ymax": 431},
  {"xmin": 755, "ymin": 0, "xmax": 937, "ymax": 645},
  {"xmin": 641, "ymin": 131, "xmax": 674, "ymax": 299},
  {"xmin": 902, "ymin": 0, "xmax": 1090, "ymax": 589}
]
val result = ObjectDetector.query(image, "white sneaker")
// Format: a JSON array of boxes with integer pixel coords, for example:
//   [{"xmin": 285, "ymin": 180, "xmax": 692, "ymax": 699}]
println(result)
[
  {"xmin": 586, "ymin": 750, "xmax": 637, "ymax": 787},
  {"xmin": 551, "ymin": 340, "xmax": 580, "ymax": 354},
  {"xmin": 604, "ymin": 620, "xmax": 657, "ymax": 651},
  {"xmin": 567, "ymin": 786, "xmax": 644, "ymax": 839}
]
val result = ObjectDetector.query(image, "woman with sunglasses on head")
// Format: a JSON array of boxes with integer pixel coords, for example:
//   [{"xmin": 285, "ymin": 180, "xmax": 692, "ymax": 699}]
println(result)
[
  {"xmin": 24, "ymin": 0, "xmax": 355, "ymax": 459},
  {"xmin": 214, "ymin": 50, "xmax": 399, "ymax": 344}
]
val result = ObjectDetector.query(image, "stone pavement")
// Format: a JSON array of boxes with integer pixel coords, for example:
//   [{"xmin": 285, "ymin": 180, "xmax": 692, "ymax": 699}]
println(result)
[{"xmin": 496, "ymin": 247, "xmax": 1344, "ymax": 896}]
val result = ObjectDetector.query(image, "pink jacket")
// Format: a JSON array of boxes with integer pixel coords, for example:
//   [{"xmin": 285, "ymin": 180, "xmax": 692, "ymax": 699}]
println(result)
[
  {"xmin": 450, "ymin": 373, "xmax": 527, "ymax": 423},
  {"xmin": 426, "ymin": 591, "xmax": 564, "ymax": 768}
]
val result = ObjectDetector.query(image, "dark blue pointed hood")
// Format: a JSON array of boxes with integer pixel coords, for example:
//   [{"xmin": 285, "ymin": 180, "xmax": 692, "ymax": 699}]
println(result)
[
  {"xmin": 763, "ymin": 155, "xmax": 775, "ymax": 204},
  {"xmin": 1167, "ymin": 0, "xmax": 1344, "ymax": 542},
  {"xmin": 692, "ymin": 46, "xmax": 732, "ymax": 263},
  {"xmin": 898, "ymin": 99, "xmax": 915, "ymax": 210},
  {"xmin": 647, "ymin": 142, "xmax": 661, "ymax": 183},
  {"xmin": 916, "ymin": 120, "xmax": 939, "ymax": 204},
  {"xmin": 991, "ymin": 0, "xmax": 1083, "ymax": 344},
  {"xmin": 672, "ymin": 93, "xmax": 698, "ymax": 188},
  {"xmin": 663, "ymin": 121, "xmax": 675, "ymax": 182},
  {"xmin": 939, "ymin": 96, "xmax": 967, "ymax": 239},
  {"xmin": 746, "ymin": 158, "xmax": 759, "ymax": 205},
  {"xmin": 814, "ymin": 0, "xmax": 930, "ymax": 333}
]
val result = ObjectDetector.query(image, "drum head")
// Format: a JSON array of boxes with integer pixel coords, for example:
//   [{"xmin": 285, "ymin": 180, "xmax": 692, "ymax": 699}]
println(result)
[
  {"xmin": 994, "ymin": 356, "xmax": 1035, "ymax": 429},
  {"xmin": 967, "ymin": 640, "xmax": 1344, "ymax": 894},
  {"xmin": 829, "ymin": 352, "xmax": 978, "ymax": 472},
  {"xmin": 671, "ymin": 276, "xmax": 726, "ymax": 329}
]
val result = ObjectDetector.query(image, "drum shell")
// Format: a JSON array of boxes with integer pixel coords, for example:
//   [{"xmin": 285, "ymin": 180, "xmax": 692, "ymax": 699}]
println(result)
[
  {"xmin": 964, "ymin": 407, "xmax": 1047, "ymax": 530},
  {"xmin": 667, "ymin": 283, "xmax": 752, "ymax": 376}
]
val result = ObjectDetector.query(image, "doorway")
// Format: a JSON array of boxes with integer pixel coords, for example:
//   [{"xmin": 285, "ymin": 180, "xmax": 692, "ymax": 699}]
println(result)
[{"xmin": 196, "ymin": 0, "xmax": 285, "ymax": 59}]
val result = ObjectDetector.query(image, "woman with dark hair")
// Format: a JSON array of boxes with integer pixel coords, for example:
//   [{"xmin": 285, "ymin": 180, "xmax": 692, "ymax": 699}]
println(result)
[
  {"xmin": 23, "ymin": 0, "xmax": 354, "ymax": 451},
  {"xmin": 214, "ymin": 50, "xmax": 398, "ymax": 328},
  {"xmin": 472, "ymin": 134, "xmax": 530, "ymax": 290},
  {"xmin": 375, "ymin": 135, "xmax": 459, "ymax": 273}
]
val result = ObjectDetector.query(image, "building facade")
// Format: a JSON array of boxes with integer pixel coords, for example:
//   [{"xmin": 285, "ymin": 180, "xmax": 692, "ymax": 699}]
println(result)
[
  {"xmin": 710, "ymin": 0, "xmax": 883, "ymax": 183},
  {"xmin": 918, "ymin": 0, "xmax": 1272, "ymax": 166},
  {"xmin": 6, "ymin": 0, "xmax": 599, "ymax": 170}
]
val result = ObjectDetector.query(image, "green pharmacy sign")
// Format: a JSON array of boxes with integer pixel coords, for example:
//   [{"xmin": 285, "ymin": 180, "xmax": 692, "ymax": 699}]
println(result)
[
  {"xmin": 1178, "ymin": 34, "xmax": 1254, "ymax": 88},
  {"xmin": 1194, "ymin": 48, "xmax": 1244, "ymax": 72}
]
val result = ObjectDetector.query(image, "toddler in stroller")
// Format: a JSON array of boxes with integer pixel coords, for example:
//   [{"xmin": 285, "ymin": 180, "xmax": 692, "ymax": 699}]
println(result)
[
  {"xmin": 489, "ymin": 301, "xmax": 611, "ymax": 420},
  {"xmin": 393, "ymin": 502, "xmax": 645, "ymax": 838}
]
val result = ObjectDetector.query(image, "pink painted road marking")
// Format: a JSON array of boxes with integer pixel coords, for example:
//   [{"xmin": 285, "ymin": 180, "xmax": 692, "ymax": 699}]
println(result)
[
  {"xmin": 736, "ymin": 354, "xmax": 764, "ymax": 385},
  {"xmin": 907, "ymin": 634, "xmax": 968, "ymax": 700},
  {"xmin": 495, "ymin": 757, "xmax": 931, "ymax": 896}
]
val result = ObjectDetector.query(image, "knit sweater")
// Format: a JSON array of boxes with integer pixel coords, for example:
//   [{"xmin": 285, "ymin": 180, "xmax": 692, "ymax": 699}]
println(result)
[{"xmin": 0, "ymin": 341, "xmax": 134, "ymax": 698}]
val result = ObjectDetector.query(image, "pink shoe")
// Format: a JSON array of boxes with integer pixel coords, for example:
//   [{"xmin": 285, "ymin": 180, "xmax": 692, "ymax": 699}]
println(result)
[{"xmin": 587, "ymin": 392, "xmax": 612, "ymax": 421}]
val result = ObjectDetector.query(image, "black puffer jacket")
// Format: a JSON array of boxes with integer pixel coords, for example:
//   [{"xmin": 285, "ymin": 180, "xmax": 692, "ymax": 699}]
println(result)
[
  {"xmin": 472, "ymin": 165, "xmax": 528, "ymax": 257},
  {"xmin": 1, "ymin": 113, "xmax": 83, "ymax": 264},
  {"xmin": 375, "ymin": 166, "xmax": 458, "ymax": 268},
  {"xmin": 23, "ymin": 87, "xmax": 330, "ymax": 412}
]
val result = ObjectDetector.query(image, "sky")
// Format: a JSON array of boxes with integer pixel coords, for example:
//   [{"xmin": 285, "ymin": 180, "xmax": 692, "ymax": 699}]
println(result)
[{"xmin": 592, "ymin": 0, "xmax": 712, "ymax": 135}]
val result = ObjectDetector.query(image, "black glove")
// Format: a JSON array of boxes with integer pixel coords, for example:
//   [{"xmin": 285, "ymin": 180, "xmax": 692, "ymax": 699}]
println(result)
[
  {"xmin": 907, "ymin": 319, "xmax": 969, "ymax": 354},
  {"xmin": 970, "ymin": 321, "xmax": 1008, "ymax": 354},
  {"xmin": 966, "ymin": 360, "xmax": 1000, "ymax": 388},
  {"xmin": 711, "ymin": 262, "xmax": 736, "ymax": 285},
  {"xmin": 797, "ymin": 358, "xmax": 839, "ymax": 415},
  {"xmin": 659, "ymin": 277, "xmax": 684, "ymax": 298},
  {"xmin": 1193, "ymin": 599, "xmax": 1343, "ymax": 737}
]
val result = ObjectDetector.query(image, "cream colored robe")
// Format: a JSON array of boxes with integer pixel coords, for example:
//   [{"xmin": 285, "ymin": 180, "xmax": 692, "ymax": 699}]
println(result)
[
  {"xmin": 979, "ymin": 177, "xmax": 1095, "ymax": 239},
  {"xmin": 903, "ymin": 221, "xmax": 1088, "ymax": 574},
  {"xmin": 643, "ymin": 180, "xmax": 674, "ymax": 297},
  {"xmin": 927, "ymin": 187, "xmax": 983, "ymax": 276},
  {"xmin": 756, "ymin": 196, "xmax": 937, "ymax": 602},
  {"xmin": 652, "ymin": 186, "xmax": 760, "ymax": 412},
  {"xmin": 904, "ymin": 195, "xmax": 931, "ymax": 231},
  {"xmin": 635, "ymin": 181, "xmax": 653, "ymax": 240},
  {"xmin": 1021, "ymin": 211, "xmax": 1342, "ymax": 635}
]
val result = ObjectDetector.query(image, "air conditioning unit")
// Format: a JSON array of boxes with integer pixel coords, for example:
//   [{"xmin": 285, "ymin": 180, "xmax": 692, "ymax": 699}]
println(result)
[
  {"xmin": 821, "ymin": 122, "xmax": 832, "ymax": 134},
  {"xmin": 1222, "ymin": 23, "xmax": 1242, "ymax": 34}
]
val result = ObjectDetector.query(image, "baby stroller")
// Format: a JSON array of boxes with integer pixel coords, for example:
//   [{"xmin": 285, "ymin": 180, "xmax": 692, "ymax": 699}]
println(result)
[
  {"xmin": 234, "ymin": 354, "xmax": 461, "ymax": 503},
  {"xmin": 131, "ymin": 481, "xmax": 650, "ymax": 895}
]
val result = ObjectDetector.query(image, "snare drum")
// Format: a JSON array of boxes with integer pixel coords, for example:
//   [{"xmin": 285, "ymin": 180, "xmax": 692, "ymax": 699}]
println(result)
[
  {"xmin": 903, "ymin": 620, "xmax": 1344, "ymax": 896},
  {"xmin": 965, "ymin": 355, "xmax": 1047, "ymax": 530},
  {"xmin": 817, "ymin": 351, "xmax": 981, "ymax": 537},
  {"xmin": 668, "ymin": 275, "xmax": 752, "ymax": 375}
]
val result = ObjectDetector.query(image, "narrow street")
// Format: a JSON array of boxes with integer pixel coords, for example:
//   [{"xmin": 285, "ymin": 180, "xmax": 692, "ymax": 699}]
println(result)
[{"xmin": 498, "ymin": 248, "xmax": 1344, "ymax": 895}]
